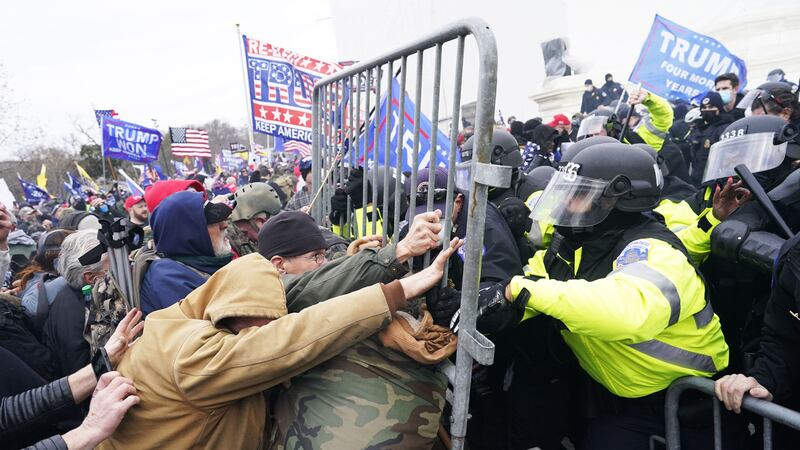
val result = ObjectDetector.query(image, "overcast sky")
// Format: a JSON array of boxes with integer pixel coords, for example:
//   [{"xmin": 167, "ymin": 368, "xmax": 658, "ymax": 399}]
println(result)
[{"xmin": 1, "ymin": 0, "xmax": 794, "ymax": 160}]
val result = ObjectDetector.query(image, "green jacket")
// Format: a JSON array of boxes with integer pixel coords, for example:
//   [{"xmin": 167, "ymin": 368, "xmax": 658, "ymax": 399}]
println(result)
[
  {"xmin": 283, "ymin": 244, "xmax": 406, "ymax": 312},
  {"xmin": 274, "ymin": 245, "xmax": 447, "ymax": 450}
]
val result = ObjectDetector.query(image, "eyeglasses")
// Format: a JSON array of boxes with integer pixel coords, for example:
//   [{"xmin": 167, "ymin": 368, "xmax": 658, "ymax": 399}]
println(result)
[
  {"xmin": 415, "ymin": 187, "xmax": 449, "ymax": 203},
  {"xmin": 292, "ymin": 251, "xmax": 327, "ymax": 264}
]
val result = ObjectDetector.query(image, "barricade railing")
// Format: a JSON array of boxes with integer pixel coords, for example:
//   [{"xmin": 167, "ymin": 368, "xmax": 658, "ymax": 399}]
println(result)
[
  {"xmin": 311, "ymin": 17, "xmax": 500, "ymax": 450},
  {"xmin": 665, "ymin": 376, "xmax": 800, "ymax": 450}
]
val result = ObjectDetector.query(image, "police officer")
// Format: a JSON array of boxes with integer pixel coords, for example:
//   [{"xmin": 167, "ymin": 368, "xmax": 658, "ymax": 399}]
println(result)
[
  {"xmin": 600, "ymin": 73, "xmax": 624, "ymax": 103},
  {"xmin": 460, "ymin": 129, "xmax": 536, "ymax": 205},
  {"xmin": 502, "ymin": 142, "xmax": 728, "ymax": 449},
  {"xmin": 701, "ymin": 115, "xmax": 800, "ymax": 373},
  {"xmin": 329, "ymin": 166, "xmax": 407, "ymax": 240},
  {"xmin": 715, "ymin": 233, "xmax": 799, "ymax": 421},
  {"xmin": 689, "ymin": 91, "xmax": 735, "ymax": 186},
  {"xmin": 581, "ymin": 79, "xmax": 608, "ymax": 114}
]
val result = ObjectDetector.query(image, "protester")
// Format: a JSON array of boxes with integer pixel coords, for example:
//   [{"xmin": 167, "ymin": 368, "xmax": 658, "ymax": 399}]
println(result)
[
  {"xmin": 100, "ymin": 233, "xmax": 460, "ymax": 449},
  {"xmin": 258, "ymin": 211, "xmax": 456, "ymax": 449},
  {"xmin": 17, "ymin": 230, "xmax": 73, "ymax": 326},
  {"xmin": 285, "ymin": 156, "xmax": 313, "ymax": 211},
  {"xmin": 1, "ymin": 309, "xmax": 142, "ymax": 449},
  {"xmin": 139, "ymin": 191, "xmax": 233, "ymax": 315},
  {"xmin": 40, "ymin": 230, "xmax": 109, "ymax": 378},
  {"xmin": 230, "ymin": 182, "xmax": 283, "ymax": 243}
]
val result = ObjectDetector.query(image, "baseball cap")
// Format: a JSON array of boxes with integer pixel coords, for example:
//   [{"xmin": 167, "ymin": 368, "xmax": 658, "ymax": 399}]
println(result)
[
  {"xmin": 124, "ymin": 195, "xmax": 144, "ymax": 210},
  {"xmin": 548, "ymin": 114, "xmax": 570, "ymax": 127},
  {"xmin": 701, "ymin": 91, "xmax": 724, "ymax": 110},
  {"xmin": 204, "ymin": 201, "xmax": 233, "ymax": 225}
]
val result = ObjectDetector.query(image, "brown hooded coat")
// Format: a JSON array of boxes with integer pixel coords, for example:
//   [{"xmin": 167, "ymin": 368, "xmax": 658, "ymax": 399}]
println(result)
[{"xmin": 99, "ymin": 253, "xmax": 398, "ymax": 449}]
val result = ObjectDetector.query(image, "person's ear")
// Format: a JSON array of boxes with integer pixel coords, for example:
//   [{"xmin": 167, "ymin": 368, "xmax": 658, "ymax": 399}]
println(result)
[
  {"xmin": 82, "ymin": 272, "xmax": 95, "ymax": 286},
  {"xmin": 270, "ymin": 256, "xmax": 286, "ymax": 274}
]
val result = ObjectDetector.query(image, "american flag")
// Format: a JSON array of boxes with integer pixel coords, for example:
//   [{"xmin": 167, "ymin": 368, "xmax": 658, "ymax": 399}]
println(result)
[
  {"xmin": 170, "ymin": 127, "xmax": 211, "ymax": 158},
  {"xmin": 293, "ymin": 70, "xmax": 313, "ymax": 107},
  {"xmin": 283, "ymin": 139, "xmax": 311, "ymax": 158},
  {"xmin": 94, "ymin": 109, "xmax": 118, "ymax": 126}
]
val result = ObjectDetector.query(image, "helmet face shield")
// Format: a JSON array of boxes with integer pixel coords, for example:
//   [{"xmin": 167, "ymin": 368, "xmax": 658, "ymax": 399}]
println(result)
[
  {"xmin": 702, "ymin": 132, "xmax": 787, "ymax": 183},
  {"xmin": 577, "ymin": 116, "xmax": 607, "ymax": 140},
  {"xmin": 736, "ymin": 89, "xmax": 765, "ymax": 110},
  {"xmin": 529, "ymin": 171, "xmax": 617, "ymax": 227},
  {"xmin": 455, "ymin": 162, "xmax": 472, "ymax": 191}
]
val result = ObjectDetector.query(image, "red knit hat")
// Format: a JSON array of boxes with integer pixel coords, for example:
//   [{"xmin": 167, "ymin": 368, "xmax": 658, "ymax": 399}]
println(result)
[{"xmin": 144, "ymin": 180, "xmax": 206, "ymax": 212}]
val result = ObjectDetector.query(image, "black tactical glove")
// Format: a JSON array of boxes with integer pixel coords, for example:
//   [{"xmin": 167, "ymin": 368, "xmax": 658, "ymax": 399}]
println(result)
[
  {"xmin": 330, "ymin": 188, "xmax": 348, "ymax": 213},
  {"xmin": 498, "ymin": 197, "xmax": 533, "ymax": 241},
  {"xmin": 345, "ymin": 167, "xmax": 365, "ymax": 208},
  {"xmin": 450, "ymin": 279, "xmax": 532, "ymax": 335},
  {"xmin": 426, "ymin": 286, "xmax": 461, "ymax": 327}
]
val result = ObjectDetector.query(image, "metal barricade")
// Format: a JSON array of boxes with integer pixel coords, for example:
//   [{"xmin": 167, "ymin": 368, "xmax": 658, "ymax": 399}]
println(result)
[
  {"xmin": 665, "ymin": 376, "xmax": 800, "ymax": 450},
  {"xmin": 310, "ymin": 17, "xmax": 500, "ymax": 450}
]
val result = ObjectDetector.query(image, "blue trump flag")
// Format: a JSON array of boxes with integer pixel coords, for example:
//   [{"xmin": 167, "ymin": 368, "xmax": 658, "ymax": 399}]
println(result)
[
  {"xmin": 357, "ymin": 78, "xmax": 452, "ymax": 172},
  {"xmin": 101, "ymin": 117, "xmax": 162, "ymax": 163},
  {"xmin": 629, "ymin": 15, "xmax": 747, "ymax": 102},
  {"xmin": 18, "ymin": 175, "xmax": 50, "ymax": 205},
  {"xmin": 63, "ymin": 173, "xmax": 87, "ymax": 201}
]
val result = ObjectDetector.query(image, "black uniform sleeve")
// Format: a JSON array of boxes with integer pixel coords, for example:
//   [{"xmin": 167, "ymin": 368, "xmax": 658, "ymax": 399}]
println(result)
[
  {"xmin": 748, "ymin": 243, "xmax": 800, "ymax": 401},
  {"xmin": 478, "ymin": 205, "xmax": 524, "ymax": 286}
]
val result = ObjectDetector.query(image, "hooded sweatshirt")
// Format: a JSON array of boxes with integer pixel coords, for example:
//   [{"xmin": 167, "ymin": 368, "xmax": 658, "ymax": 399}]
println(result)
[
  {"xmin": 100, "ymin": 253, "xmax": 398, "ymax": 450},
  {"xmin": 140, "ymin": 191, "xmax": 232, "ymax": 315}
]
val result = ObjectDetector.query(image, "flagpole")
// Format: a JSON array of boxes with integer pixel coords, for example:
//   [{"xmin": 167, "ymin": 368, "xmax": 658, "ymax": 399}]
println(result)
[
  {"xmin": 236, "ymin": 24, "xmax": 258, "ymax": 164},
  {"xmin": 99, "ymin": 114, "xmax": 107, "ymax": 183}
]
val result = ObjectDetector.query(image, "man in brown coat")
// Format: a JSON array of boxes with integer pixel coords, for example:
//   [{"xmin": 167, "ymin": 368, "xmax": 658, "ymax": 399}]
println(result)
[{"xmin": 99, "ymin": 240, "xmax": 460, "ymax": 449}]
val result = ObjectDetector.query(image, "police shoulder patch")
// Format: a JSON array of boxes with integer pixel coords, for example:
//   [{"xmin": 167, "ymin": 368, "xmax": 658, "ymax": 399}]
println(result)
[{"xmin": 615, "ymin": 239, "xmax": 651, "ymax": 268}]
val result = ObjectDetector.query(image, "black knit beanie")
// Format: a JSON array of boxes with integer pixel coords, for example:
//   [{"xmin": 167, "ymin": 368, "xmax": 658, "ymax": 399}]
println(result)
[{"xmin": 257, "ymin": 211, "xmax": 326, "ymax": 259}]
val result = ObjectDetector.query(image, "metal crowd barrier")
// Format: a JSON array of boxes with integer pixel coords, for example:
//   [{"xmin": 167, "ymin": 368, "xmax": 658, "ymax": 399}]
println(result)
[
  {"xmin": 665, "ymin": 376, "xmax": 800, "ymax": 450},
  {"xmin": 311, "ymin": 17, "xmax": 500, "ymax": 450}
]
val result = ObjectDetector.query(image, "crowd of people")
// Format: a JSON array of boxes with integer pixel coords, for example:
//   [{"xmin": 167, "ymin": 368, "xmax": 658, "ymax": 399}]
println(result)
[{"xmin": 1, "ymin": 67, "xmax": 800, "ymax": 450}]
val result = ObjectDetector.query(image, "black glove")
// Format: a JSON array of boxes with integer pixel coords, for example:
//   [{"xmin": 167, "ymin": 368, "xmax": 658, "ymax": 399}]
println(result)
[
  {"xmin": 426, "ymin": 287, "xmax": 461, "ymax": 327},
  {"xmin": 345, "ymin": 167, "xmax": 364, "ymax": 208},
  {"xmin": 330, "ymin": 188, "xmax": 348, "ymax": 214},
  {"xmin": 498, "ymin": 197, "xmax": 532, "ymax": 241},
  {"xmin": 450, "ymin": 279, "xmax": 533, "ymax": 335}
]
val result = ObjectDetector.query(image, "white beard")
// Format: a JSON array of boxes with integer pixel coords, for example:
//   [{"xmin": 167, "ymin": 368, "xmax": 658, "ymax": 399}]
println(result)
[{"xmin": 212, "ymin": 237, "xmax": 232, "ymax": 257}]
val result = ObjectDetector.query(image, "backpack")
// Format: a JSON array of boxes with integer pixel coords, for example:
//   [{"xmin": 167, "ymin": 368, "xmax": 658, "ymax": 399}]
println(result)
[{"xmin": 84, "ymin": 273, "xmax": 130, "ymax": 356}]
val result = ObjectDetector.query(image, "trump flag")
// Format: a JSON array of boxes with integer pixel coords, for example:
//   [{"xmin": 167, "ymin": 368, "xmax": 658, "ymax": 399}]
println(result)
[
  {"xmin": 629, "ymin": 15, "xmax": 747, "ymax": 102},
  {"xmin": 242, "ymin": 35, "xmax": 340, "ymax": 143}
]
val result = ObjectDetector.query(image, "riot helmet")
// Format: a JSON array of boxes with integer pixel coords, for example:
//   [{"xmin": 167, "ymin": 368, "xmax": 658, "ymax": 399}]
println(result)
[
  {"xmin": 525, "ymin": 165, "xmax": 557, "ymax": 193},
  {"xmin": 559, "ymin": 135, "xmax": 618, "ymax": 165},
  {"xmin": 460, "ymin": 129, "xmax": 523, "ymax": 167},
  {"xmin": 457, "ymin": 129, "xmax": 523, "ymax": 197},
  {"xmin": 737, "ymin": 81, "xmax": 798, "ymax": 112},
  {"xmin": 530, "ymin": 143, "xmax": 662, "ymax": 227},
  {"xmin": 702, "ymin": 115, "xmax": 799, "ymax": 185}
]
